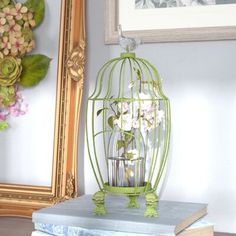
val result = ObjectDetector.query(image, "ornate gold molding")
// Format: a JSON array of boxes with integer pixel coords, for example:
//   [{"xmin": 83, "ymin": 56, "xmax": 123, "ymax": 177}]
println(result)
[
  {"xmin": 65, "ymin": 172, "xmax": 76, "ymax": 199},
  {"xmin": 67, "ymin": 41, "xmax": 85, "ymax": 82},
  {"xmin": 52, "ymin": 197, "xmax": 67, "ymax": 205}
]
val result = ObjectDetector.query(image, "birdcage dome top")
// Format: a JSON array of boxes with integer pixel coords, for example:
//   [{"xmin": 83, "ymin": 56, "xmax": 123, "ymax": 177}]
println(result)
[{"xmin": 88, "ymin": 53, "xmax": 168, "ymax": 102}]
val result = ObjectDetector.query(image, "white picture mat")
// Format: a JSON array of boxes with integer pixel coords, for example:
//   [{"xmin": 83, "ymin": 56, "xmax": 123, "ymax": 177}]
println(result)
[
  {"xmin": 0, "ymin": 0, "xmax": 62, "ymax": 186},
  {"xmin": 119, "ymin": 0, "xmax": 236, "ymax": 30}
]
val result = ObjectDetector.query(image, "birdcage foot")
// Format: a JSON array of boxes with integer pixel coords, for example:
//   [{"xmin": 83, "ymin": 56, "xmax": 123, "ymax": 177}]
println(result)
[
  {"xmin": 92, "ymin": 191, "xmax": 107, "ymax": 215},
  {"xmin": 127, "ymin": 195, "xmax": 139, "ymax": 208},
  {"xmin": 144, "ymin": 192, "xmax": 158, "ymax": 217}
]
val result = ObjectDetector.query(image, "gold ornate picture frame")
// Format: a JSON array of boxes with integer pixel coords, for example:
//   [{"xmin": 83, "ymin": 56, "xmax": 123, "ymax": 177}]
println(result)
[{"xmin": 0, "ymin": 0, "xmax": 85, "ymax": 217}]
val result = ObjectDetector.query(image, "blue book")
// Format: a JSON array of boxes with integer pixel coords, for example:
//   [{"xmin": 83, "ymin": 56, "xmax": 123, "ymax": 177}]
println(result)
[{"xmin": 33, "ymin": 195, "xmax": 210, "ymax": 236}]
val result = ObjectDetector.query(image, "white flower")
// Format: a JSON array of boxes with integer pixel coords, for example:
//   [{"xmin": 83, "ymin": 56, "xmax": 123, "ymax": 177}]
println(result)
[
  {"xmin": 141, "ymin": 109, "xmax": 165, "ymax": 132},
  {"xmin": 128, "ymin": 81, "xmax": 134, "ymax": 89},
  {"xmin": 114, "ymin": 113, "xmax": 132, "ymax": 131},
  {"xmin": 138, "ymin": 92, "xmax": 153, "ymax": 111},
  {"xmin": 126, "ymin": 149, "xmax": 139, "ymax": 160},
  {"xmin": 117, "ymin": 102, "xmax": 129, "ymax": 113},
  {"xmin": 128, "ymin": 149, "xmax": 138, "ymax": 156},
  {"xmin": 141, "ymin": 118, "xmax": 155, "ymax": 132}
]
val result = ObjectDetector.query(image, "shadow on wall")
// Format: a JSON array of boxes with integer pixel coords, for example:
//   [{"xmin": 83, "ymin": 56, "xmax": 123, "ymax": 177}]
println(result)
[{"xmin": 78, "ymin": 0, "xmax": 110, "ymax": 195}]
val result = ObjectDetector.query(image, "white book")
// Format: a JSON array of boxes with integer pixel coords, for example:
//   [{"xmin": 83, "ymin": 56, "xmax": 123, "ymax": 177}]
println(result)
[{"xmin": 31, "ymin": 220, "xmax": 213, "ymax": 236}]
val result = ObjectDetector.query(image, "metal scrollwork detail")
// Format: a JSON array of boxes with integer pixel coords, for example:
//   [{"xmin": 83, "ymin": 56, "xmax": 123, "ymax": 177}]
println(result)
[
  {"xmin": 65, "ymin": 172, "xmax": 75, "ymax": 199},
  {"xmin": 52, "ymin": 197, "xmax": 66, "ymax": 205},
  {"xmin": 67, "ymin": 41, "xmax": 85, "ymax": 82}
]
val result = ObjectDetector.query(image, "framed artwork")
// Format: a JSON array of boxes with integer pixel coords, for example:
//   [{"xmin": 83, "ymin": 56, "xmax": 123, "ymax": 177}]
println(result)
[
  {"xmin": 105, "ymin": 0, "xmax": 236, "ymax": 43},
  {"xmin": 0, "ymin": 0, "xmax": 85, "ymax": 217}
]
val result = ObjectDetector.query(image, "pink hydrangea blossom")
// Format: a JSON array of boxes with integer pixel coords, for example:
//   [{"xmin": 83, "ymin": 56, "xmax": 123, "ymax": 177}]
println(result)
[
  {"xmin": 0, "ymin": 109, "xmax": 9, "ymax": 121},
  {"xmin": 8, "ymin": 90, "xmax": 28, "ymax": 117},
  {"xmin": 0, "ymin": 87, "xmax": 28, "ymax": 124}
]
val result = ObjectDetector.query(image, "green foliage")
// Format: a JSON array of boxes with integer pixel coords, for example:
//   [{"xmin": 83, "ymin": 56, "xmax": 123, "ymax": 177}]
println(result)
[
  {"xmin": 19, "ymin": 54, "xmax": 51, "ymax": 87},
  {"xmin": 133, "ymin": 67, "xmax": 141, "ymax": 80},
  {"xmin": 126, "ymin": 153, "xmax": 134, "ymax": 160},
  {"xmin": 0, "ymin": 121, "xmax": 9, "ymax": 131},
  {"xmin": 21, "ymin": 28, "xmax": 34, "ymax": 42},
  {"xmin": 0, "ymin": 86, "xmax": 16, "ymax": 108},
  {"xmin": 124, "ymin": 131, "xmax": 133, "ymax": 143},
  {"xmin": 0, "ymin": 0, "xmax": 10, "ymax": 9},
  {"xmin": 24, "ymin": 0, "xmax": 45, "ymax": 27},
  {"xmin": 97, "ymin": 109, "xmax": 103, "ymax": 116},
  {"xmin": 0, "ymin": 57, "xmax": 22, "ymax": 86},
  {"xmin": 116, "ymin": 132, "xmax": 134, "ymax": 151},
  {"xmin": 152, "ymin": 80, "xmax": 160, "ymax": 91},
  {"xmin": 108, "ymin": 116, "xmax": 114, "ymax": 128},
  {"xmin": 116, "ymin": 140, "xmax": 125, "ymax": 151},
  {"xmin": 97, "ymin": 107, "xmax": 108, "ymax": 117}
]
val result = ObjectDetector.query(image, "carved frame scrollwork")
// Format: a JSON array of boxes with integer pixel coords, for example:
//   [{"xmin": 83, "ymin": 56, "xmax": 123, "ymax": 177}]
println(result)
[{"xmin": 0, "ymin": 0, "xmax": 85, "ymax": 217}]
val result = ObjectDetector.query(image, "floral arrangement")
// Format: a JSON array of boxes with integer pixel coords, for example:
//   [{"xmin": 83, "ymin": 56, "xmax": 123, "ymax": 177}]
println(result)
[
  {"xmin": 98, "ymin": 72, "xmax": 165, "ymax": 162},
  {"xmin": 97, "ymin": 72, "xmax": 165, "ymax": 187},
  {"xmin": 109, "ymin": 95, "xmax": 164, "ymax": 160},
  {"xmin": 0, "ymin": 0, "xmax": 50, "ymax": 131}
]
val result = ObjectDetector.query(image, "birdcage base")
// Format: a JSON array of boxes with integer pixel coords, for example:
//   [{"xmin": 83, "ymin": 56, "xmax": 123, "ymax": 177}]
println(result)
[
  {"xmin": 127, "ymin": 195, "xmax": 139, "ymax": 208},
  {"xmin": 144, "ymin": 192, "xmax": 159, "ymax": 217},
  {"xmin": 104, "ymin": 182, "xmax": 151, "ymax": 195},
  {"xmin": 92, "ymin": 191, "xmax": 107, "ymax": 216},
  {"xmin": 92, "ymin": 183, "xmax": 158, "ymax": 217}
]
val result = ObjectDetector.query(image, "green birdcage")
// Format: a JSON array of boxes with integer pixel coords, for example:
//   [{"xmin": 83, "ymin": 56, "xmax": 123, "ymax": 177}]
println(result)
[{"xmin": 86, "ymin": 31, "xmax": 171, "ymax": 217}]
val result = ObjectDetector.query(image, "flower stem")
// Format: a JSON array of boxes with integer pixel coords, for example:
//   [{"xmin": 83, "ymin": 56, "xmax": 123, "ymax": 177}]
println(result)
[{"xmin": 109, "ymin": 102, "xmax": 117, "ymax": 116}]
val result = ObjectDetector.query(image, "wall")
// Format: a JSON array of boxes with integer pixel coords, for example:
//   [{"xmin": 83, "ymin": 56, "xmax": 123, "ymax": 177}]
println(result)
[{"xmin": 83, "ymin": 0, "xmax": 236, "ymax": 233}]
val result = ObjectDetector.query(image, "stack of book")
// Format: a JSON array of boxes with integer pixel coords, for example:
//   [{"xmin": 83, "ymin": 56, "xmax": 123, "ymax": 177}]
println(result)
[{"xmin": 32, "ymin": 195, "xmax": 213, "ymax": 236}]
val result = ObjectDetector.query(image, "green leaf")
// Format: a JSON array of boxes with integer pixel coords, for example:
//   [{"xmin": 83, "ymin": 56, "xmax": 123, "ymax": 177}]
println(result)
[
  {"xmin": 126, "ymin": 153, "xmax": 134, "ymax": 160},
  {"xmin": 19, "ymin": 55, "xmax": 51, "ymax": 88},
  {"xmin": 0, "ymin": 122, "xmax": 9, "ymax": 131},
  {"xmin": 97, "ymin": 107, "xmax": 108, "ymax": 117},
  {"xmin": 133, "ymin": 67, "xmax": 141, "ymax": 80},
  {"xmin": 116, "ymin": 140, "xmax": 125, "ymax": 151},
  {"xmin": 108, "ymin": 116, "xmax": 114, "ymax": 128},
  {"xmin": 124, "ymin": 131, "xmax": 133, "ymax": 143},
  {"xmin": 0, "ymin": 0, "xmax": 9, "ymax": 9},
  {"xmin": 24, "ymin": 0, "xmax": 45, "ymax": 27},
  {"xmin": 97, "ymin": 109, "xmax": 103, "ymax": 116}
]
